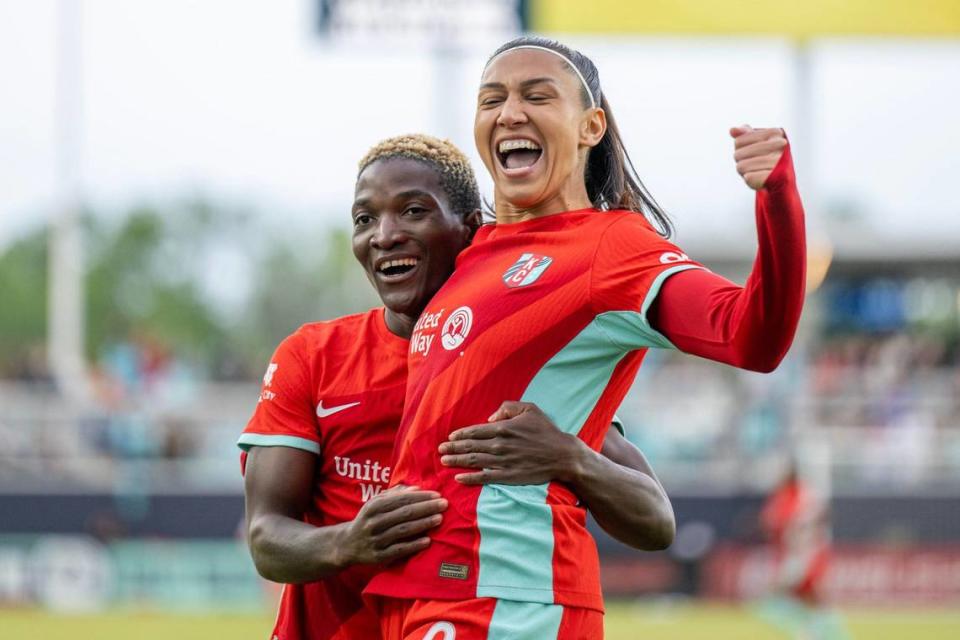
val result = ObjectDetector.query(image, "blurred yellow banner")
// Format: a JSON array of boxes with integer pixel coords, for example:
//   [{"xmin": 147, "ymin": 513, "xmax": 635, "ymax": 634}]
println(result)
[{"xmin": 531, "ymin": 0, "xmax": 960, "ymax": 37}]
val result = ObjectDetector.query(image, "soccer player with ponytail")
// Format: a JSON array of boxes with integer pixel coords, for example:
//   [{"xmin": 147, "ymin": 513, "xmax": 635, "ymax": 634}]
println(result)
[{"xmin": 367, "ymin": 37, "xmax": 805, "ymax": 639}]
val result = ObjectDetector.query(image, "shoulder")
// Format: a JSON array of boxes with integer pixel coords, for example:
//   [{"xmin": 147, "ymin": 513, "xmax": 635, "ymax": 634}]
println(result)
[
  {"xmin": 591, "ymin": 211, "xmax": 683, "ymax": 263},
  {"xmin": 274, "ymin": 308, "xmax": 384, "ymax": 366},
  {"xmin": 291, "ymin": 308, "xmax": 382, "ymax": 345},
  {"xmin": 599, "ymin": 210, "xmax": 663, "ymax": 238}
]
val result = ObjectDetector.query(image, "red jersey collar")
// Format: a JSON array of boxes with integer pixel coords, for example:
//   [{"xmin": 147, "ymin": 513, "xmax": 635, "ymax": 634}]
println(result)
[{"xmin": 476, "ymin": 208, "xmax": 601, "ymax": 241}]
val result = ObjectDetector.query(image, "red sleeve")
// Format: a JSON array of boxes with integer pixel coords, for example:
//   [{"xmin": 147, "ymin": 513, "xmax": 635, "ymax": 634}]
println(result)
[
  {"xmin": 648, "ymin": 144, "xmax": 806, "ymax": 373},
  {"xmin": 237, "ymin": 329, "xmax": 321, "ymax": 456},
  {"xmin": 590, "ymin": 213, "xmax": 705, "ymax": 350}
]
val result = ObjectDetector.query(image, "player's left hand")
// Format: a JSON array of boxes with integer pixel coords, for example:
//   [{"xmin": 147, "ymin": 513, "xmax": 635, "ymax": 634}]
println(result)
[
  {"xmin": 730, "ymin": 125, "xmax": 788, "ymax": 190},
  {"xmin": 438, "ymin": 401, "xmax": 583, "ymax": 485}
]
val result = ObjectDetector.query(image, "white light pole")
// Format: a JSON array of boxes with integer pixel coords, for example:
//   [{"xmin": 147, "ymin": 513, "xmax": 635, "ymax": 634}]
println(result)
[{"xmin": 49, "ymin": 0, "xmax": 88, "ymax": 403}]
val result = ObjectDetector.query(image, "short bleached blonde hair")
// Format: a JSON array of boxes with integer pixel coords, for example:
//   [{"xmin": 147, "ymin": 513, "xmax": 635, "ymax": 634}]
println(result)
[{"xmin": 358, "ymin": 133, "xmax": 481, "ymax": 218}]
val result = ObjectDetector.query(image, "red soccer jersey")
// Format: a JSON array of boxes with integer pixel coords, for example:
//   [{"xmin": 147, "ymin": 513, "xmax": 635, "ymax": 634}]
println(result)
[
  {"xmin": 761, "ymin": 479, "xmax": 831, "ymax": 599},
  {"xmin": 365, "ymin": 209, "xmax": 702, "ymax": 611},
  {"xmin": 239, "ymin": 308, "xmax": 408, "ymax": 640}
]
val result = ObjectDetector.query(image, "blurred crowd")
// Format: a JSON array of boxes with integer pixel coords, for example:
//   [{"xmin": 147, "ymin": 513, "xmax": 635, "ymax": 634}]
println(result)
[
  {"xmin": 84, "ymin": 332, "xmax": 200, "ymax": 460},
  {"xmin": 810, "ymin": 332, "xmax": 959, "ymax": 428},
  {"xmin": 616, "ymin": 330, "xmax": 960, "ymax": 492},
  {"xmin": 0, "ymin": 332, "xmax": 242, "ymax": 495},
  {"xmin": 807, "ymin": 333, "xmax": 960, "ymax": 489},
  {"xmin": 3, "ymin": 329, "xmax": 958, "ymax": 497}
]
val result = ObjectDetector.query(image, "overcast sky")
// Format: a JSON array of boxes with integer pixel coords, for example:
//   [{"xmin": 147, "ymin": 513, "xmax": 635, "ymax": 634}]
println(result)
[{"xmin": 2, "ymin": 0, "xmax": 958, "ymax": 257}]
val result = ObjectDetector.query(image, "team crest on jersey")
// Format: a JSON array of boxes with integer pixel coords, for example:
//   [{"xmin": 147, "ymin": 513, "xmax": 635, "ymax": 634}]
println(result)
[
  {"xmin": 441, "ymin": 306, "xmax": 473, "ymax": 350},
  {"xmin": 503, "ymin": 253, "xmax": 553, "ymax": 288}
]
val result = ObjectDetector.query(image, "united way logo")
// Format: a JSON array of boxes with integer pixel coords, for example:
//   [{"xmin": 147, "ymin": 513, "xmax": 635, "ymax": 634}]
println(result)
[
  {"xmin": 441, "ymin": 306, "xmax": 473, "ymax": 350},
  {"xmin": 502, "ymin": 253, "xmax": 553, "ymax": 288}
]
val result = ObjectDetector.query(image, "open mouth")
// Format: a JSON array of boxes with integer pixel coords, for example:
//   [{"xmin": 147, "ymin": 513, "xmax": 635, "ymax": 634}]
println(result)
[
  {"xmin": 376, "ymin": 257, "xmax": 421, "ymax": 281},
  {"xmin": 496, "ymin": 138, "xmax": 543, "ymax": 173}
]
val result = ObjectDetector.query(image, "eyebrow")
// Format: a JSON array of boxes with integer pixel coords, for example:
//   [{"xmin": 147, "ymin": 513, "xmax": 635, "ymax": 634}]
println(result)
[
  {"xmin": 395, "ymin": 189, "xmax": 436, "ymax": 200},
  {"xmin": 353, "ymin": 190, "xmax": 436, "ymax": 210},
  {"xmin": 479, "ymin": 77, "xmax": 558, "ymax": 91}
]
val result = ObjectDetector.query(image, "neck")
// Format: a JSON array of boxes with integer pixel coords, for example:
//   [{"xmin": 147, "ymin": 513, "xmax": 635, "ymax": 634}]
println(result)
[
  {"xmin": 494, "ymin": 179, "xmax": 593, "ymax": 225},
  {"xmin": 384, "ymin": 307, "xmax": 418, "ymax": 339}
]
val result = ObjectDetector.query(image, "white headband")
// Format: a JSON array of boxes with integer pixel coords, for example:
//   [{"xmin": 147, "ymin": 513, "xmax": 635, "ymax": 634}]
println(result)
[{"xmin": 484, "ymin": 45, "xmax": 597, "ymax": 109}]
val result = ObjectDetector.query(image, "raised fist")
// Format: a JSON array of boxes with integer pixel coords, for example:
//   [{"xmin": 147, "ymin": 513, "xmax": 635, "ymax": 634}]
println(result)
[{"xmin": 730, "ymin": 125, "xmax": 787, "ymax": 191}]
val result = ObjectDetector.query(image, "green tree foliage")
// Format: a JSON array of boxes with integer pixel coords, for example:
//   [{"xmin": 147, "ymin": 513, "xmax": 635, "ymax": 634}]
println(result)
[
  {"xmin": 0, "ymin": 202, "xmax": 377, "ymax": 379},
  {"xmin": 83, "ymin": 202, "xmax": 235, "ymax": 367},
  {"xmin": 0, "ymin": 227, "xmax": 48, "ymax": 375},
  {"xmin": 236, "ymin": 225, "xmax": 378, "ymax": 370}
]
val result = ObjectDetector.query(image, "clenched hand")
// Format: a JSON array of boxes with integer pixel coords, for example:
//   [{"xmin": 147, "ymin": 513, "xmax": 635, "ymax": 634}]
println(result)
[{"xmin": 731, "ymin": 125, "xmax": 788, "ymax": 191}]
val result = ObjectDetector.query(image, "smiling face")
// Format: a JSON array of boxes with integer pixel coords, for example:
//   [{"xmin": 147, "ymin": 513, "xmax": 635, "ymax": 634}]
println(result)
[
  {"xmin": 351, "ymin": 157, "xmax": 475, "ymax": 335},
  {"xmin": 475, "ymin": 48, "xmax": 606, "ymax": 221}
]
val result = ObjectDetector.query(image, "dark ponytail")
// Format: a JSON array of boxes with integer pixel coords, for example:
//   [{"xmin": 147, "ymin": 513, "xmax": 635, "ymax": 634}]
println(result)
[{"xmin": 487, "ymin": 36, "xmax": 673, "ymax": 238}]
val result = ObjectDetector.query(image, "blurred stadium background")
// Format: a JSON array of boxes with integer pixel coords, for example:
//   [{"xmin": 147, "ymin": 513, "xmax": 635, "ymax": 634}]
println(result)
[{"xmin": 2, "ymin": 1, "xmax": 959, "ymax": 638}]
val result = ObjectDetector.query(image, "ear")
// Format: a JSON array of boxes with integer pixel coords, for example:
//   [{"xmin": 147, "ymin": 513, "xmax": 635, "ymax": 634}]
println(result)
[
  {"xmin": 580, "ymin": 107, "xmax": 606, "ymax": 149},
  {"xmin": 463, "ymin": 209, "xmax": 483, "ymax": 242}
]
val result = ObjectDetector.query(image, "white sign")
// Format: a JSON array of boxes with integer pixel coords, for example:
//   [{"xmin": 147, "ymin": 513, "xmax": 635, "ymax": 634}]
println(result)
[{"xmin": 317, "ymin": 0, "xmax": 525, "ymax": 46}]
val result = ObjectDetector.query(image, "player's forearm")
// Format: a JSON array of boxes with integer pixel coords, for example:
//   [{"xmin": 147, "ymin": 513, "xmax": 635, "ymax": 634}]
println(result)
[
  {"xmin": 561, "ymin": 441, "xmax": 675, "ymax": 551},
  {"xmin": 740, "ymin": 146, "xmax": 807, "ymax": 370},
  {"xmin": 247, "ymin": 513, "xmax": 352, "ymax": 583},
  {"xmin": 651, "ymin": 147, "xmax": 806, "ymax": 373}
]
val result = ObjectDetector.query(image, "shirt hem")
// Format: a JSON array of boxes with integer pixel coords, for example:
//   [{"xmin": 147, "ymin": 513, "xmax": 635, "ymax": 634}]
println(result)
[{"xmin": 364, "ymin": 581, "xmax": 604, "ymax": 613}]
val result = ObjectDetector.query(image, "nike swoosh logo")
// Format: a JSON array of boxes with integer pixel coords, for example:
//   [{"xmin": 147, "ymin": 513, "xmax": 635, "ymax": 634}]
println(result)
[{"xmin": 316, "ymin": 400, "xmax": 361, "ymax": 418}]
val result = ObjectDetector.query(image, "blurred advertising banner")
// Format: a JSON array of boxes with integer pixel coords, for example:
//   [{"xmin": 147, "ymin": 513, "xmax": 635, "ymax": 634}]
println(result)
[
  {"xmin": 0, "ymin": 535, "xmax": 262, "ymax": 612},
  {"xmin": 316, "ymin": 0, "xmax": 529, "ymax": 44},
  {"xmin": 601, "ymin": 556, "xmax": 682, "ymax": 596},
  {"xmin": 703, "ymin": 544, "xmax": 960, "ymax": 605},
  {"xmin": 529, "ymin": 0, "xmax": 960, "ymax": 36}
]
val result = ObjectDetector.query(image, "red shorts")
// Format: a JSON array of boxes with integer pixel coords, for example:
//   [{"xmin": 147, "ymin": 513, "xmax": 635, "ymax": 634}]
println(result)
[{"xmin": 376, "ymin": 597, "xmax": 604, "ymax": 640}]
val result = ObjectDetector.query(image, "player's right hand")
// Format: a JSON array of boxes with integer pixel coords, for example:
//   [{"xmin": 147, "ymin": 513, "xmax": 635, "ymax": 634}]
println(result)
[
  {"xmin": 340, "ymin": 486, "xmax": 447, "ymax": 565},
  {"xmin": 730, "ymin": 125, "xmax": 788, "ymax": 190}
]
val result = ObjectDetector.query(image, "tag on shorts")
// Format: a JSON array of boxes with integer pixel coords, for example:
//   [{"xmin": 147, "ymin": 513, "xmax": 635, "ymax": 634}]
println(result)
[{"xmin": 438, "ymin": 562, "xmax": 469, "ymax": 580}]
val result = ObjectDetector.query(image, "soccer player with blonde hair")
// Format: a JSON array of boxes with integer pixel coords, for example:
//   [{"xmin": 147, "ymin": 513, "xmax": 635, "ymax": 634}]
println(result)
[{"xmin": 240, "ymin": 134, "xmax": 675, "ymax": 640}]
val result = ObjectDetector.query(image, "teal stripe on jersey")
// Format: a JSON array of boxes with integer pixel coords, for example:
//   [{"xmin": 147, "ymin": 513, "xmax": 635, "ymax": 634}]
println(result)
[
  {"xmin": 477, "ymin": 264, "xmax": 698, "ymax": 600},
  {"xmin": 597, "ymin": 263, "xmax": 703, "ymax": 351},
  {"xmin": 488, "ymin": 599, "xmax": 563, "ymax": 640},
  {"xmin": 237, "ymin": 433, "xmax": 320, "ymax": 454},
  {"xmin": 645, "ymin": 264, "xmax": 703, "ymax": 314},
  {"xmin": 476, "ymin": 484, "xmax": 554, "ymax": 601},
  {"xmin": 477, "ymin": 316, "xmax": 621, "ymax": 599}
]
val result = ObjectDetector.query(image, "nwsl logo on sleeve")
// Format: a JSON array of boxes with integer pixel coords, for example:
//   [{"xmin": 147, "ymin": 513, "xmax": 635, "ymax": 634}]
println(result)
[{"xmin": 502, "ymin": 253, "xmax": 553, "ymax": 288}]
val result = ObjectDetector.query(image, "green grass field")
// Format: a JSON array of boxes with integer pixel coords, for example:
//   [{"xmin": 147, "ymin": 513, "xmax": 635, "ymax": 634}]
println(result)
[{"xmin": 4, "ymin": 602, "xmax": 959, "ymax": 639}]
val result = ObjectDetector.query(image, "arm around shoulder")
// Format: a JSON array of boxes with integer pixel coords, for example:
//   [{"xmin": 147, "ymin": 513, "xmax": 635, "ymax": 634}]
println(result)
[{"xmin": 439, "ymin": 402, "xmax": 675, "ymax": 551}]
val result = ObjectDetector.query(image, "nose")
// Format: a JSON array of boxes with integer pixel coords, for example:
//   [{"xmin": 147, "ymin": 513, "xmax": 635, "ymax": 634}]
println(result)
[
  {"xmin": 371, "ymin": 214, "xmax": 408, "ymax": 250},
  {"xmin": 496, "ymin": 93, "xmax": 527, "ymax": 128}
]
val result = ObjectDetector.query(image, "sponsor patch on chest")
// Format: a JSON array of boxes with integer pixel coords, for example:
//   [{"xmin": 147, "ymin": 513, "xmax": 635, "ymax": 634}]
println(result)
[
  {"xmin": 410, "ymin": 308, "xmax": 443, "ymax": 357},
  {"xmin": 440, "ymin": 306, "xmax": 473, "ymax": 351},
  {"xmin": 503, "ymin": 253, "xmax": 553, "ymax": 288},
  {"xmin": 333, "ymin": 455, "xmax": 391, "ymax": 502}
]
